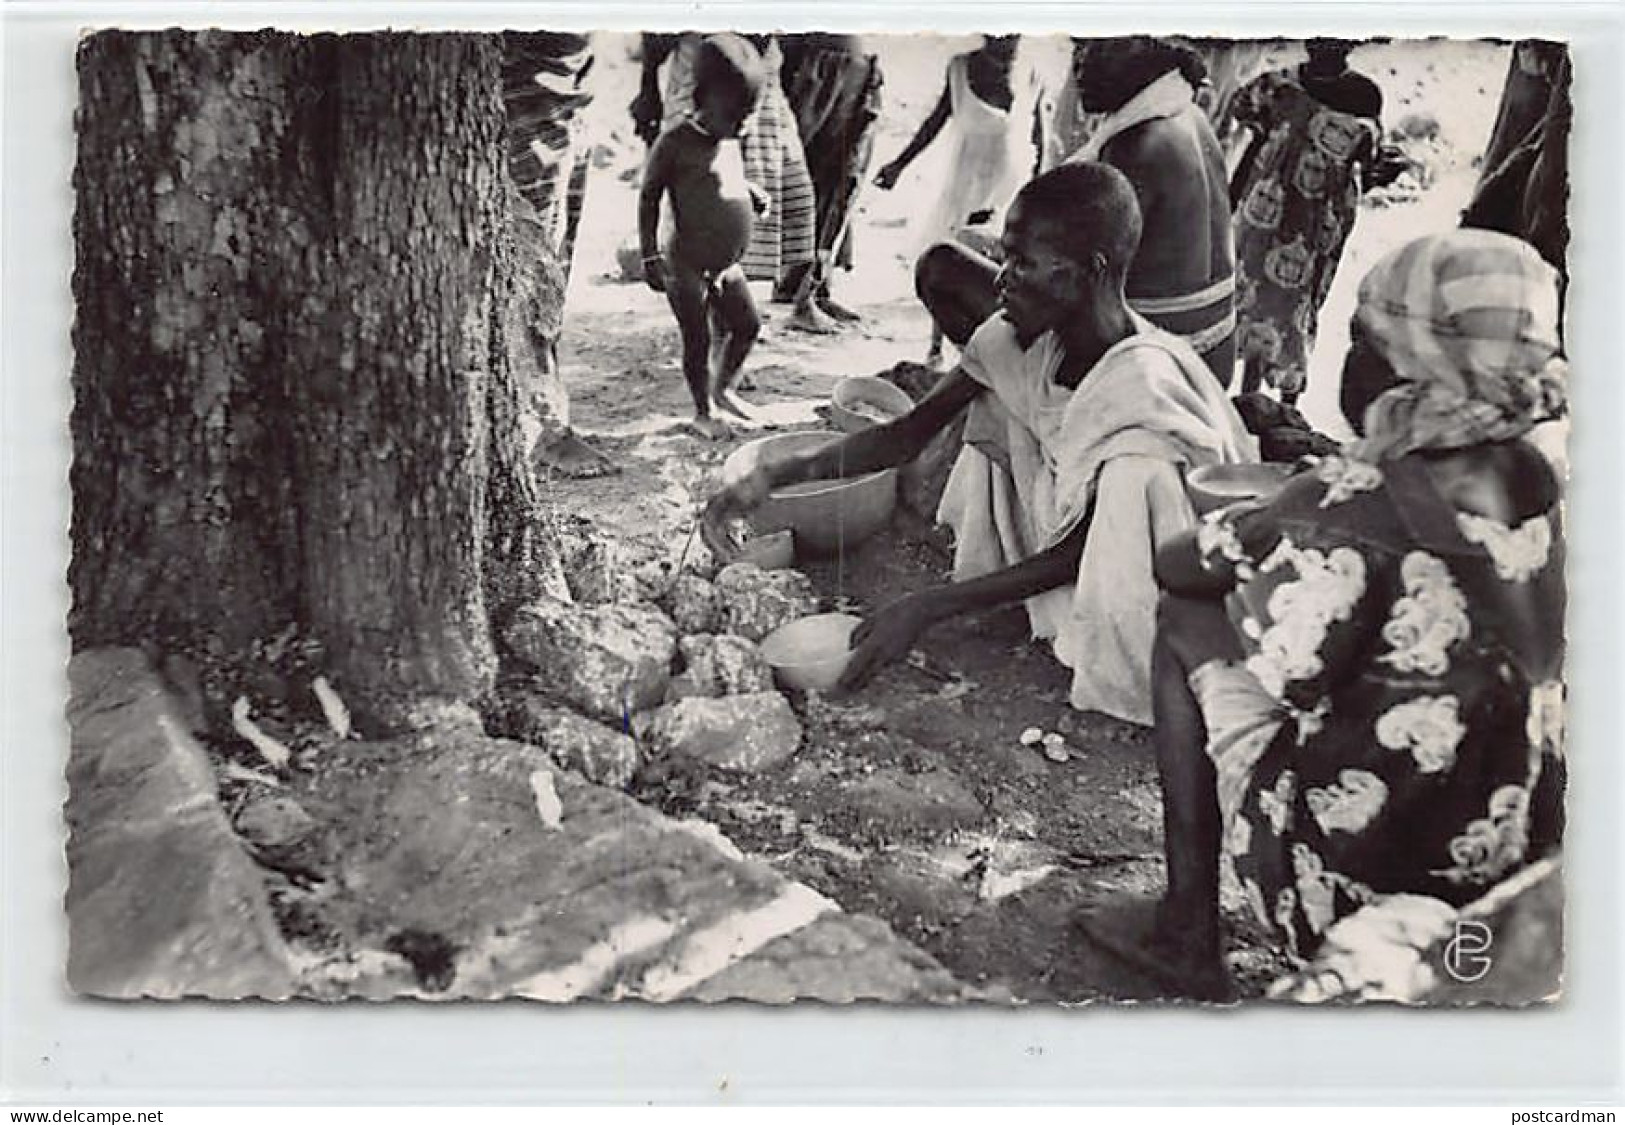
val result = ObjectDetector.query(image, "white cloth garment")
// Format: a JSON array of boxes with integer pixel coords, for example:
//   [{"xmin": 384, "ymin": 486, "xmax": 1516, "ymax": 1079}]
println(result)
[
  {"xmin": 1067, "ymin": 68, "xmax": 1198, "ymax": 163},
  {"xmin": 936, "ymin": 313, "xmax": 1257, "ymax": 724},
  {"xmin": 913, "ymin": 52, "xmax": 1042, "ymax": 256}
]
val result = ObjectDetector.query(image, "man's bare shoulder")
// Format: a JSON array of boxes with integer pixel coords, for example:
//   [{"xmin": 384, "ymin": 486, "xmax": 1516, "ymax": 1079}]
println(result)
[{"xmin": 1101, "ymin": 117, "xmax": 1203, "ymax": 173}]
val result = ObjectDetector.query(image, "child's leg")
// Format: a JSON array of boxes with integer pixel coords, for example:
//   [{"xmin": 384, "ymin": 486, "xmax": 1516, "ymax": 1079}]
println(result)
[
  {"xmin": 706, "ymin": 298, "xmax": 727, "ymax": 383},
  {"xmin": 664, "ymin": 260, "xmax": 730, "ymax": 439},
  {"xmin": 708, "ymin": 266, "xmax": 762, "ymax": 418}
]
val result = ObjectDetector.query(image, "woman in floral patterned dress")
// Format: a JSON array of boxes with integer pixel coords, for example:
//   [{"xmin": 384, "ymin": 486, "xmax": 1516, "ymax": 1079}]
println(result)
[
  {"xmin": 1229, "ymin": 40, "xmax": 1403, "ymax": 404},
  {"xmin": 1081, "ymin": 229, "xmax": 1568, "ymax": 999}
]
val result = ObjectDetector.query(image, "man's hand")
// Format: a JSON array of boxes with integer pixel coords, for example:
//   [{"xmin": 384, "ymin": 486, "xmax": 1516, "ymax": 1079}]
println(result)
[
  {"xmin": 643, "ymin": 254, "xmax": 668, "ymax": 294},
  {"xmin": 700, "ymin": 463, "xmax": 776, "ymax": 563},
  {"xmin": 873, "ymin": 161, "xmax": 903, "ymax": 190},
  {"xmin": 838, "ymin": 593, "xmax": 938, "ymax": 690}
]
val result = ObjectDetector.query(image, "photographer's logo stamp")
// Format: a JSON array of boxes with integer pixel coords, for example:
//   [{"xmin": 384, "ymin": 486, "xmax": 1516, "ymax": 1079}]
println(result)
[{"xmin": 1443, "ymin": 919, "xmax": 1495, "ymax": 984}]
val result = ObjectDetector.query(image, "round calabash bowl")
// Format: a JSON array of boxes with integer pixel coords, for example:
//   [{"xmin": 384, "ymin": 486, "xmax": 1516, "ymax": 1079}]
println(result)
[
  {"xmin": 1186, "ymin": 462, "xmax": 1295, "ymax": 516},
  {"xmin": 829, "ymin": 375, "xmax": 914, "ymax": 434},
  {"xmin": 722, "ymin": 431, "xmax": 898, "ymax": 556},
  {"xmin": 758, "ymin": 613, "xmax": 862, "ymax": 692}
]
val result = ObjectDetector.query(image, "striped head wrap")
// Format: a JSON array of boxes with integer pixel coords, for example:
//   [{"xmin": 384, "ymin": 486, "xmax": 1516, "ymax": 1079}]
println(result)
[{"xmin": 1352, "ymin": 229, "xmax": 1567, "ymax": 461}]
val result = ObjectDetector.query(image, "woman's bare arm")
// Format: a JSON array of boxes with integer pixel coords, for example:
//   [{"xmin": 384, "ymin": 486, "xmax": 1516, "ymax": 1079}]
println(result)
[{"xmin": 878, "ymin": 79, "xmax": 952, "ymax": 181}]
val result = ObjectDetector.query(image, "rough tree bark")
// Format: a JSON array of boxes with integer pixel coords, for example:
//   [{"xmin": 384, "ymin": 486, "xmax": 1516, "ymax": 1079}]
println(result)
[
  {"xmin": 70, "ymin": 30, "xmax": 311, "ymax": 662},
  {"xmin": 71, "ymin": 30, "xmax": 559, "ymax": 730}
]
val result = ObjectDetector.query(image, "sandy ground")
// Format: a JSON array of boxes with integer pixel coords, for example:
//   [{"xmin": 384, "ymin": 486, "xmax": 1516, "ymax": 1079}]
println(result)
[{"xmin": 538, "ymin": 34, "xmax": 1511, "ymax": 1001}]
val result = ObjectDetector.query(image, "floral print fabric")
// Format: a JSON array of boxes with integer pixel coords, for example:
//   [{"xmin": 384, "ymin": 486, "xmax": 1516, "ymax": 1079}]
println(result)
[
  {"xmin": 1232, "ymin": 73, "xmax": 1381, "ymax": 398},
  {"xmin": 1198, "ymin": 454, "xmax": 1566, "ymax": 959}
]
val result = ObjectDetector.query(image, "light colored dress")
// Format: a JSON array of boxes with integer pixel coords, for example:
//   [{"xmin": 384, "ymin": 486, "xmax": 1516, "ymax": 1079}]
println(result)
[{"xmin": 914, "ymin": 53, "xmax": 1038, "ymax": 257}]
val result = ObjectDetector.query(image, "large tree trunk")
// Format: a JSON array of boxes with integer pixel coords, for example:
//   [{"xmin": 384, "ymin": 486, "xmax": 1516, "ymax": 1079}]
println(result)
[
  {"xmin": 70, "ymin": 31, "xmax": 312, "ymax": 662},
  {"xmin": 291, "ymin": 34, "xmax": 507, "ymax": 719},
  {"xmin": 71, "ymin": 31, "xmax": 549, "ymax": 729}
]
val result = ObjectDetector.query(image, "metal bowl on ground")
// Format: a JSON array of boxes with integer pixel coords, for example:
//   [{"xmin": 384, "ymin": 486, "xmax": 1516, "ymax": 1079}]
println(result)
[
  {"xmin": 1186, "ymin": 462, "xmax": 1296, "ymax": 515},
  {"xmin": 829, "ymin": 375, "xmax": 914, "ymax": 434},
  {"xmin": 722, "ymin": 431, "xmax": 898, "ymax": 556},
  {"xmin": 758, "ymin": 613, "xmax": 862, "ymax": 692}
]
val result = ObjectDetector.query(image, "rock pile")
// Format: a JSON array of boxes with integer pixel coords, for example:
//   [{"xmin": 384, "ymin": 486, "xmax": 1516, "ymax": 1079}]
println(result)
[{"xmin": 491, "ymin": 540, "xmax": 831, "ymax": 790}]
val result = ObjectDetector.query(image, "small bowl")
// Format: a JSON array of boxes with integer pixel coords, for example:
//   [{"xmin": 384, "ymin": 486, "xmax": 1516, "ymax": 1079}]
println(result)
[
  {"xmin": 735, "ymin": 528, "xmax": 795, "ymax": 571},
  {"xmin": 722, "ymin": 431, "xmax": 898, "ymax": 556},
  {"xmin": 758, "ymin": 613, "xmax": 862, "ymax": 692},
  {"xmin": 1186, "ymin": 463, "xmax": 1295, "ymax": 515},
  {"xmin": 830, "ymin": 376, "xmax": 914, "ymax": 434}
]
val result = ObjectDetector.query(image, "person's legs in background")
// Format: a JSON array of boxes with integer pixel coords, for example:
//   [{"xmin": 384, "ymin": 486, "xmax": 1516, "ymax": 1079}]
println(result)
[{"xmin": 915, "ymin": 240, "xmax": 1000, "ymax": 362}]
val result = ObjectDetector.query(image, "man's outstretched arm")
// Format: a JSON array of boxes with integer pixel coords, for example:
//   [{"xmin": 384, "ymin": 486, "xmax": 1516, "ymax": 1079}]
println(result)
[
  {"xmin": 774, "ymin": 366, "xmax": 983, "ymax": 485},
  {"xmin": 839, "ymin": 512, "xmax": 1092, "ymax": 688},
  {"xmin": 702, "ymin": 365, "xmax": 983, "ymax": 561}
]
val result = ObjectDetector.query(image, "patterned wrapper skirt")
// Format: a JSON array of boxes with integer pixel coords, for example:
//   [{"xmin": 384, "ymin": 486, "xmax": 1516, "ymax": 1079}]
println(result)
[{"xmin": 740, "ymin": 78, "xmax": 817, "ymax": 287}]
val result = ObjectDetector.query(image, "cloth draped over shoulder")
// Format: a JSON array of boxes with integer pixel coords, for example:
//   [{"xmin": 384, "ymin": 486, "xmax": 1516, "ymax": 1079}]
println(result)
[
  {"xmin": 937, "ymin": 314, "xmax": 1257, "ymax": 724},
  {"xmin": 1068, "ymin": 68, "xmax": 1197, "ymax": 162}
]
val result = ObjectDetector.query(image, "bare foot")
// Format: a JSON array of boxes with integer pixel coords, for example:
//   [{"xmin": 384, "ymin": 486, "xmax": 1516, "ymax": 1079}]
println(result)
[
  {"xmin": 817, "ymin": 294, "xmax": 863, "ymax": 323},
  {"xmin": 787, "ymin": 301, "xmax": 839, "ymax": 335},
  {"xmin": 1074, "ymin": 896, "xmax": 1234, "ymax": 1002},
  {"xmin": 535, "ymin": 431, "xmax": 619, "ymax": 479},
  {"xmin": 688, "ymin": 414, "xmax": 732, "ymax": 441},
  {"xmin": 711, "ymin": 386, "xmax": 762, "ymax": 423}
]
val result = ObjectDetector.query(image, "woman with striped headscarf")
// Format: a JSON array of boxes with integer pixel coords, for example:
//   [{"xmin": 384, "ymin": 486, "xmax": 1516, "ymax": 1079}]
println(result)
[{"xmin": 1078, "ymin": 230, "xmax": 1569, "ymax": 999}]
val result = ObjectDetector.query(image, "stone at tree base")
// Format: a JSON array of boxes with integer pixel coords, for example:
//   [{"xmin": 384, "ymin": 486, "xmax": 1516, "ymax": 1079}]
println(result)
[
  {"xmin": 646, "ymin": 692, "xmax": 803, "ymax": 772},
  {"xmin": 663, "ymin": 574, "xmax": 721, "ymax": 635},
  {"xmin": 615, "ymin": 235, "xmax": 645, "ymax": 283},
  {"xmin": 65, "ymin": 648, "xmax": 296, "ymax": 999},
  {"xmin": 496, "ymin": 688, "xmax": 640, "ymax": 788},
  {"xmin": 712, "ymin": 563, "xmax": 817, "ymax": 642},
  {"xmin": 672, "ymin": 633, "xmax": 774, "ymax": 698},
  {"xmin": 298, "ymin": 731, "xmax": 954, "ymax": 1002},
  {"xmin": 557, "ymin": 527, "xmax": 641, "ymax": 605},
  {"xmin": 503, "ymin": 595, "xmax": 678, "ymax": 723},
  {"xmin": 233, "ymin": 794, "xmax": 318, "ymax": 849},
  {"xmin": 353, "ymin": 693, "xmax": 486, "ymax": 739}
]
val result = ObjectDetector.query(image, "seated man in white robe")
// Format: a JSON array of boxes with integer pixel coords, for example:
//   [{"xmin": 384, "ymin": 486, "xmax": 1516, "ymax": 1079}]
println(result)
[{"xmin": 704, "ymin": 162, "xmax": 1256, "ymax": 724}]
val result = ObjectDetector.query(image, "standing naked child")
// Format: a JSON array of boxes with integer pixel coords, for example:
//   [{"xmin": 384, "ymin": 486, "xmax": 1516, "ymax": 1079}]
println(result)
[{"xmin": 639, "ymin": 34, "xmax": 770, "ymax": 439}]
